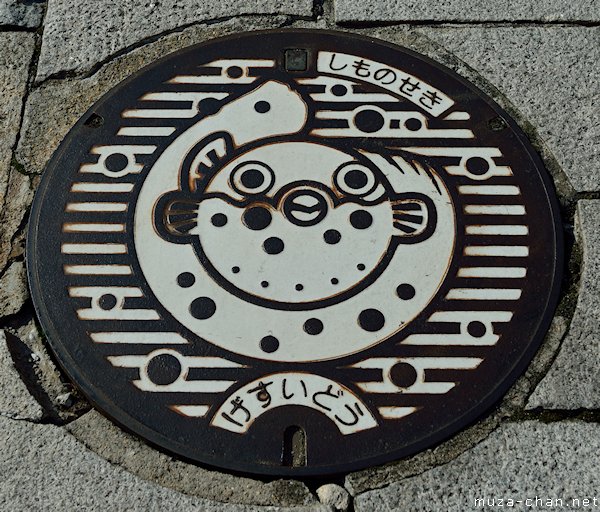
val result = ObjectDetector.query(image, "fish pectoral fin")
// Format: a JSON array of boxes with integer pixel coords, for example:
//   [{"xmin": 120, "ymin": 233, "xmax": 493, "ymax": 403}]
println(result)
[
  {"xmin": 185, "ymin": 132, "xmax": 234, "ymax": 193},
  {"xmin": 391, "ymin": 192, "xmax": 437, "ymax": 244},
  {"xmin": 154, "ymin": 191, "xmax": 200, "ymax": 243}
]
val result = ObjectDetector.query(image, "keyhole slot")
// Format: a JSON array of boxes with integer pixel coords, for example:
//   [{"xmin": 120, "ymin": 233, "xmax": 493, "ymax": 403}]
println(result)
[{"xmin": 282, "ymin": 425, "xmax": 307, "ymax": 467}]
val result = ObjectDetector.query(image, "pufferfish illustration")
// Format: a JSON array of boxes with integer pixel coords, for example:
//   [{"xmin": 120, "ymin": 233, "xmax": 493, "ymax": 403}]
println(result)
[
  {"xmin": 157, "ymin": 141, "xmax": 439, "ymax": 308},
  {"xmin": 155, "ymin": 81, "xmax": 438, "ymax": 309},
  {"xmin": 136, "ymin": 79, "xmax": 455, "ymax": 362}
]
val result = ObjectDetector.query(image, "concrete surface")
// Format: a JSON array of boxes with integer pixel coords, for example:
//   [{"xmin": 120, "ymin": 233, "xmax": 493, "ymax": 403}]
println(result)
[
  {"xmin": 354, "ymin": 421, "xmax": 600, "ymax": 511},
  {"xmin": 528, "ymin": 200, "xmax": 600, "ymax": 409},
  {"xmin": 0, "ymin": 0, "xmax": 597, "ymax": 510},
  {"xmin": 335, "ymin": 0, "xmax": 600, "ymax": 22}
]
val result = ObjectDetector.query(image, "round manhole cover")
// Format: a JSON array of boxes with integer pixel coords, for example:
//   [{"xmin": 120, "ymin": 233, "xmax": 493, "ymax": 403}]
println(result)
[{"xmin": 27, "ymin": 29, "xmax": 562, "ymax": 476}]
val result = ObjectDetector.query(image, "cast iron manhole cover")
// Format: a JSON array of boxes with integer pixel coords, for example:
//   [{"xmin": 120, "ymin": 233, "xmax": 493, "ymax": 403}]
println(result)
[{"xmin": 27, "ymin": 30, "xmax": 562, "ymax": 476}]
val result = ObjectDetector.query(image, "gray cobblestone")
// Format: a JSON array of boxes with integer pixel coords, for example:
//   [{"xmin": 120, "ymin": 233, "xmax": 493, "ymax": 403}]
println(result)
[
  {"xmin": 37, "ymin": 0, "xmax": 312, "ymax": 81},
  {"xmin": 0, "ymin": 261, "xmax": 28, "ymax": 318},
  {"xmin": 354, "ymin": 421, "xmax": 600, "ymax": 511},
  {"xmin": 0, "ymin": 0, "xmax": 44, "ymax": 28},
  {"xmin": 0, "ymin": 32, "xmax": 35, "ymax": 271},
  {"xmin": 335, "ymin": 0, "xmax": 600, "ymax": 22},
  {"xmin": 528, "ymin": 200, "xmax": 600, "ymax": 409}
]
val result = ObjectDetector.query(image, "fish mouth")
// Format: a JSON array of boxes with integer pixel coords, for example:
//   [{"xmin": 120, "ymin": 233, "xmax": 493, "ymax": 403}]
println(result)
[{"xmin": 282, "ymin": 188, "xmax": 329, "ymax": 227}]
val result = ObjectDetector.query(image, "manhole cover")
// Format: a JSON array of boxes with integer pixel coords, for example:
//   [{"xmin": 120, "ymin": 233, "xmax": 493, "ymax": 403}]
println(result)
[{"xmin": 27, "ymin": 30, "xmax": 562, "ymax": 476}]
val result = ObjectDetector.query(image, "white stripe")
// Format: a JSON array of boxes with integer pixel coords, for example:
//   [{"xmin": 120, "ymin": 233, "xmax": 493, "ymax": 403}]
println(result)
[
  {"xmin": 465, "ymin": 245, "xmax": 529, "ymax": 257},
  {"xmin": 443, "ymin": 111, "xmax": 470, "ymax": 121},
  {"xmin": 117, "ymin": 126, "xmax": 175, "ymax": 137},
  {"xmin": 466, "ymin": 225, "xmax": 528, "ymax": 235},
  {"xmin": 464, "ymin": 205, "xmax": 526, "ymax": 215},
  {"xmin": 458, "ymin": 267, "xmax": 527, "ymax": 278},
  {"xmin": 378, "ymin": 406, "xmax": 418, "ymax": 419},
  {"xmin": 61, "ymin": 243, "xmax": 127, "ymax": 254},
  {"xmin": 71, "ymin": 183, "xmax": 134, "ymax": 193},
  {"xmin": 66, "ymin": 202, "xmax": 127, "ymax": 212},
  {"xmin": 132, "ymin": 380, "xmax": 234, "ymax": 393},
  {"xmin": 446, "ymin": 288, "xmax": 522, "ymax": 300},
  {"xmin": 170, "ymin": 405, "xmax": 210, "ymax": 417},
  {"xmin": 122, "ymin": 109, "xmax": 197, "ymax": 119},
  {"xmin": 458, "ymin": 185, "xmax": 520, "ymax": 195},
  {"xmin": 63, "ymin": 223, "xmax": 125, "ymax": 232},
  {"xmin": 91, "ymin": 332, "xmax": 188, "ymax": 344},
  {"xmin": 64, "ymin": 265, "xmax": 132, "ymax": 275}
]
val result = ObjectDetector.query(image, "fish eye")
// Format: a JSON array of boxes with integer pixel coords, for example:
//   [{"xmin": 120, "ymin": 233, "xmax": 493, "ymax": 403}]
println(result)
[
  {"xmin": 334, "ymin": 162, "xmax": 377, "ymax": 196},
  {"xmin": 230, "ymin": 161, "xmax": 275, "ymax": 195}
]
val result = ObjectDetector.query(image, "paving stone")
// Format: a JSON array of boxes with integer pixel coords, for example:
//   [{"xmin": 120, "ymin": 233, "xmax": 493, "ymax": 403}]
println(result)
[
  {"xmin": 0, "ymin": 32, "xmax": 35, "ymax": 271},
  {"xmin": 0, "ymin": 415, "xmax": 328, "ymax": 511},
  {"xmin": 16, "ymin": 15, "xmax": 288, "ymax": 177},
  {"xmin": 0, "ymin": 261, "xmax": 29, "ymax": 318},
  {"xmin": 528, "ymin": 200, "xmax": 600, "ymax": 409},
  {"xmin": 37, "ymin": 0, "xmax": 313, "ymax": 81},
  {"xmin": 354, "ymin": 421, "xmax": 600, "ymax": 511},
  {"xmin": 8, "ymin": 319, "xmax": 90, "ymax": 421},
  {"xmin": 334, "ymin": 0, "xmax": 600, "ymax": 22},
  {"xmin": 66, "ymin": 410, "xmax": 321, "ymax": 507},
  {"xmin": 416, "ymin": 26, "xmax": 600, "ymax": 192},
  {"xmin": 317, "ymin": 484, "xmax": 350, "ymax": 511},
  {"xmin": 0, "ymin": 0, "xmax": 44, "ymax": 28},
  {"xmin": 0, "ymin": 331, "xmax": 44, "ymax": 421}
]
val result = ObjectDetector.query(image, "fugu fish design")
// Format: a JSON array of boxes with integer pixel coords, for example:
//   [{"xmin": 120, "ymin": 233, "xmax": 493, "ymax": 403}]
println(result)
[{"xmin": 154, "ymin": 80, "xmax": 439, "ymax": 308}]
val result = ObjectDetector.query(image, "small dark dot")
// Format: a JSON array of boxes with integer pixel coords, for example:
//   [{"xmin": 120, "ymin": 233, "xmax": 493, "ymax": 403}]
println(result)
[
  {"xmin": 389, "ymin": 362, "xmax": 418, "ymax": 388},
  {"xmin": 254, "ymin": 101, "xmax": 271, "ymax": 113},
  {"xmin": 465, "ymin": 157, "xmax": 490, "ymax": 176},
  {"xmin": 226, "ymin": 66, "xmax": 243, "ymax": 78},
  {"xmin": 98, "ymin": 294, "xmax": 117, "ymax": 310},
  {"xmin": 104, "ymin": 153, "xmax": 129, "ymax": 173},
  {"xmin": 304, "ymin": 318, "xmax": 324, "ymax": 335},
  {"xmin": 260, "ymin": 335, "xmax": 279, "ymax": 353},
  {"xmin": 197, "ymin": 98, "xmax": 221, "ymax": 116},
  {"xmin": 232, "ymin": 266, "xmax": 240, "ymax": 274},
  {"xmin": 467, "ymin": 321, "xmax": 487, "ymax": 338},
  {"xmin": 354, "ymin": 109, "xmax": 385, "ymax": 133},
  {"xmin": 358, "ymin": 308, "xmax": 385, "ymax": 332},
  {"xmin": 331, "ymin": 84, "xmax": 348, "ymax": 96},
  {"xmin": 405, "ymin": 118, "xmax": 423, "ymax": 131},
  {"xmin": 240, "ymin": 169, "xmax": 265, "ymax": 190},
  {"xmin": 211, "ymin": 213, "xmax": 228, "ymax": 227},
  {"xmin": 344, "ymin": 169, "xmax": 369, "ymax": 190},
  {"xmin": 261, "ymin": 281, "xmax": 269, "ymax": 288},
  {"xmin": 331, "ymin": 278, "xmax": 339, "ymax": 285},
  {"xmin": 189, "ymin": 297, "xmax": 216, "ymax": 320},
  {"xmin": 350, "ymin": 210, "xmax": 373, "ymax": 230},
  {"xmin": 324, "ymin": 229, "xmax": 341, "ymax": 244},
  {"xmin": 243, "ymin": 207, "xmax": 272, "ymax": 230},
  {"xmin": 396, "ymin": 283, "xmax": 416, "ymax": 300},
  {"xmin": 295, "ymin": 284, "xmax": 304, "ymax": 291},
  {"xmin": 357, "ymin": 263, "xmax": 366, "ymax": 271},
  {"xmin": 263, "ymin": 236, "xmax": 284, "ymax": 255},
  {"xmin": 146, "ymin": 354, "xmax": 182, "ymax": 385},
  {"xmin": 177, "ymin": 272, "xmax": 195, "ymax": 288}
]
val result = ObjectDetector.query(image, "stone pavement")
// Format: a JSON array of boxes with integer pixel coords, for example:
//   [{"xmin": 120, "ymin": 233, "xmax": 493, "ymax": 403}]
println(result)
[{"xmin": 0, "ymin": 1, "xmax": 598, "ymax": 510}]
